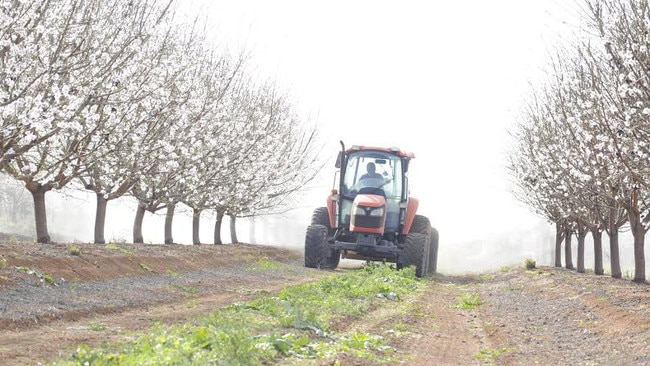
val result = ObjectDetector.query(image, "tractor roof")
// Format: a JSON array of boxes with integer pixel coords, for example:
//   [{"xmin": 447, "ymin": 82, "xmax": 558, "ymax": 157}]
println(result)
[{"xmin": 346, "ymin": 145, "xmax": 415, "ymax": 159}]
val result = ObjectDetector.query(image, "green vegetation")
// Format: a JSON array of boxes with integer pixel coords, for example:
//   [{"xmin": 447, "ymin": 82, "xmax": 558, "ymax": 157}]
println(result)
[
  {"xmin": 453, "ymin": 292, "xmax": 483, "ymax": 310},
  {"xmin": 0, "ymin": 257, "xmax": 7, "ymax": 269},
  {"xmin": 67, "ymin": 245, "xmax": 81, "ymax": 256},
  {"xmin": 246, "ymin": 257, "xmax": 285, "ymax": 272},
  {"xmin": 15, "ymin": 266, "xmax": 55, "ymax": 285},
  {"xmin": 51, "ymin": 263, "xmax": 422, "ymax": 365},
  {"xmin": 88, "ymin": 322, "xmax": 108, "ymax": 332},
  {"xmin": 105, "ymin": 244, "xmax": 134, "ymax": 256},
  {"xmin": 499, "ymin": 265, "xmax": 512, "ymax": 273},
  {"xmin": 524, "ymin": 258, "xmax": 536, "ymax": 270},
  {"xmin": 504, "ymin": 284, "xmax": 523, "ymax": 292},
  {"xmin": 165, "ymin": 269, "xmax": 180, "ymax": 277},
  {"xmin": 475, "ymin": 346, "xmax": 514, "ymax": 363},
  {"xmin": 138, "ymin": 262, "xmax": 153, "ymax": 272}
]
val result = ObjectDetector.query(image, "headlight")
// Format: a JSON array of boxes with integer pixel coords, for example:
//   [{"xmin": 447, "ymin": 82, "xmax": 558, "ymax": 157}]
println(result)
[{"xmin": 369, "ymin": 208, "xmax": 384, "ymax": 217}]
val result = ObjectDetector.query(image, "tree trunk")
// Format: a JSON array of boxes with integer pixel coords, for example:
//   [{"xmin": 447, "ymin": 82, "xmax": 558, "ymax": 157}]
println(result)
[
  {"xmin": 214, "ymin": 209, "xmax": 224, "ymax": 245},
  {"xmin": 628, "ymin": 206, "xmax": 646, "ymax": 283},
  {"xmin": 564, "ymin": 226, "xmax": 574, "ymax": 270},
  {"xmin": 608, "ymin": 205, "xmax": 622, "ymax": 279},
  {"xmin": 554, "ymin": 221, "xmax": 564, "ymax": 267},
  {"xmin": 27, "ymin": 184, "xmax": 51, "ymax": 244},
  {"xmin": 133, "ymin": 204, "xmax": 146, "ymax": 244},
  {"xmin": 94, "ymin": 193, "xmax": 108, "ymax": 244},
  {"xmin": 576, "ymin": 222, "xmax": 587, "ymax": 274},
  {"xmin": 192, "ymin": 208, "xmax": 201, "ymax": 245},
  {"xmin": 229, "ymin": 214, "xmax": 238, "ymax": 244},
  {"xmin": 591, "ymin": 229, "xmax": 604, "ymax": 275},
  {"xmin": 164, "ymin": 203, "xmax": 175, "ymax": 244},
  {"xmin": 576, "ymin": 233, "xmax": 586, "ymax": 273}
]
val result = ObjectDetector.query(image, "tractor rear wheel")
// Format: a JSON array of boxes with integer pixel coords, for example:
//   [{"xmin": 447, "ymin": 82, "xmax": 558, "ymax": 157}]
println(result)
[
  {"xmin": 311, "ymin": 207, "xmax": 330, "ymax": 228},
  {"xmin": 400, "ymin": 232, "xmax": 429, "ymax": 278},
  {"xmin": 411, "ymin": 215, "xmax": 438, "ymax": 275},
  {"xmin": 304, "ymin": 224, "xmax": 339, "ymax": 270},
  {"xmin": 429, "ymin": 227, "xmax": 439, "ymax": 274},
  {"xmin": 411, "ymin": 215, "xmax": 431, "ymax": 235}
]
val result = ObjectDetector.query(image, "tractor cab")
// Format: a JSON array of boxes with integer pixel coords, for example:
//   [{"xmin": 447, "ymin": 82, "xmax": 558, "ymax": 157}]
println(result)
[{"xmin": 336, "ymin": 147, "xmax": 409, "ymax": 235}]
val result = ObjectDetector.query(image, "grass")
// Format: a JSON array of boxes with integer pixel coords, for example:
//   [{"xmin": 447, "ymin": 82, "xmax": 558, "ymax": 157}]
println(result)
[
  {"xmin": 246, "ymin": 258, "xmax": 285, "ymax": 272},
  {"xmin": 67, "ymin": 245, "xmax": 81, "ymax": 256},
  {"xmin": 499, "ymin": 265, "xmax": 512, "ymax": 273},
  {"xmin": 105, "ymin": 244, "xmax": 134, "ymax": 256},
  {"xmin": 524, "ymin": 258, "xmax": 536, "ymax": 270},
  {"xmin": 138, "ymin": 262, "xmax": 153, "ymax": 272},
  {"xmin": 504, "ymin": 284, "xmax": 523, "ymax": 292},
  {"xmin": 15, "ymin": 266, "xmax": 55, "ymax": 285},
  {"xmin": 88, "ymin": 322, "xmax": 108, "ymax": 332},
  {"xmin": 0, "ymin": 257, "xmax": 6, "ymax": 269},
  {"xmin": 49, "ymin": 263, "xmax": 423, "ymax": 366},
  {"xmin": 453, "ymin": 292, "xmax": 483, "ymax": 310},
  {"xmin": 475, "ymin": 346, "xmax": 514, "ymax": 363}
]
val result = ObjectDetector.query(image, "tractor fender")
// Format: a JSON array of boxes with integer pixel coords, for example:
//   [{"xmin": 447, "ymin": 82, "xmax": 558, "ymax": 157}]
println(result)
[
  {"xmin": 402, "ymin": 197, "xmax": 419, "ymax": 234},
  {"xmin": 326, "ymin": 193, "xmax": 337, "ymax": 228}
]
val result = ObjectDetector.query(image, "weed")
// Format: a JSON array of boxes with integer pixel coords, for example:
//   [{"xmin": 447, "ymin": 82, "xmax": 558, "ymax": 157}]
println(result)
[
  {"xmin": 165, "ymin": 269, "xmax": 180, "ymax": 277},
  {"xmin": 499, "ymin": 265, "xmax": 512, "ymax": 273},
  {"xmin": 139, "ymin": 262, "xmax": 153, "ymax": 272},
  {"xmin": 524, "ymin": 258, "xmax": 536, "ymax": 270},
  {"xmin": 0, "ymin": 257, "xmax": 6, "ymax": 269},
  {"xmin": 577, "ymin": 319, "xmax": 594, "ymax": 327},
  {"xmin": 246, "ymin": 258, "xmax": 284, "ymax": 272},
  {"xmin": 475, "ymin": 346, "xmax": 513, "ymax": 362},
  {"xmin": 454, "ymin": 292, "xmax": 483, "ymax": 310},
  {"xmin": 67, "ymin": 245, "xmax": 81, "ymax": 256},
  {"xmin": 480, "ymin": 274, "xmax": 495, "ymax": 280},
  {"xmin": 105, "ymin": 244, "xmax": 133, "ymax": 256},
  {"xmin": 15, "ymin": 266, "xmax": 56, "ymax": 286},
  {"xmin": 171, "ymin": 283, "xmax": 200, "ymax": 296},
  {"xmin": 88, "ymin": 322, "xmax": 107, "ymax": 331},
  {"xmin": 504, "ymin": 284, "xmax": 523, "ymax": 292},
  {"xmin": 53, "ymin": 263, "xmax": 419, "ymax": 365}
]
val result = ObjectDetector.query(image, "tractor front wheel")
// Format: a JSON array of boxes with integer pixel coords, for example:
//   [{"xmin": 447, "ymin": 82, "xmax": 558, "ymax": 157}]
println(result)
[{"xmin": 304, "ymin": 224, "xmax": 339, "ymax": 270}]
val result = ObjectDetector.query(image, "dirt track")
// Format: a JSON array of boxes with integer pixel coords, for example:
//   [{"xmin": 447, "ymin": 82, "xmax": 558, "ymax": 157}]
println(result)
[{"xmin": 1, "ymin": 241, "xmax": 650, "ymax": 365}]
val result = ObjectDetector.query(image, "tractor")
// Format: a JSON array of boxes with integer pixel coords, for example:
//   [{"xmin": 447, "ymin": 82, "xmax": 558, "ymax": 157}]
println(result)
[{"xmin": 304, "ymin": 141, "xmax": 439, "ymax": 278}]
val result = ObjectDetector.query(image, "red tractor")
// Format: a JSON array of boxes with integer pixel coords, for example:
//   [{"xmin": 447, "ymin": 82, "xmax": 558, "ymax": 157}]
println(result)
[{"xmin": 304, "ymin": 141, "xmax": 438, "ymax": 277}]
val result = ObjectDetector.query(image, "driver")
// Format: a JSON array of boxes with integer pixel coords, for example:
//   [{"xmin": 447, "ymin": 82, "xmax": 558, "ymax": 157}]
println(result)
[{"xmin": 360, "ymin": 162, "xmax": 383, "ymax": 180}]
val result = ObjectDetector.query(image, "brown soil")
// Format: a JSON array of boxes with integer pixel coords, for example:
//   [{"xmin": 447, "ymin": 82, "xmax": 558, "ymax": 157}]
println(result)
[{"xmin": 1, "ymin": 238, "xmax": 649, "ymax": 365}]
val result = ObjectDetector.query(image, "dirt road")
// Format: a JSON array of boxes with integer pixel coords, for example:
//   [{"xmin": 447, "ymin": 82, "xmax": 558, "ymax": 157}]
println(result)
[{"xmin": 1, "ymin": 241, "xmax": 649, "ymax": 365}]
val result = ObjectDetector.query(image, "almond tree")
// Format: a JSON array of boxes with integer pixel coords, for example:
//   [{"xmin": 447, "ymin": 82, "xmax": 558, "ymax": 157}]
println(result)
[
  {"xmin": 129, "ymin": 34, "xmax": 247, "ymax": 244},
  {"xmin": 581, "ymin": 0, "xmax": 650, "ymax": 281},
  {"xmin": 0, "ymin": 1, "xmax": 72, "ymax": 169},
  {"xmin": 1, "ymin": 0, "xmax": 172, "ymax": 243},
  {"xmin": 72, "ymin": 2, "xmax": 185, "ymax": 244},
  {"xmin": 217, "ymin": 83, "xmax": 324, "ymax": 243}
]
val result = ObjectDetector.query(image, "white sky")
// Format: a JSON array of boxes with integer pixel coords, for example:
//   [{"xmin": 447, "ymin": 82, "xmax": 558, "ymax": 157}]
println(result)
[{"xmin": 178, "ymin": 1, "xmax": 582, "ymax": 244}]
